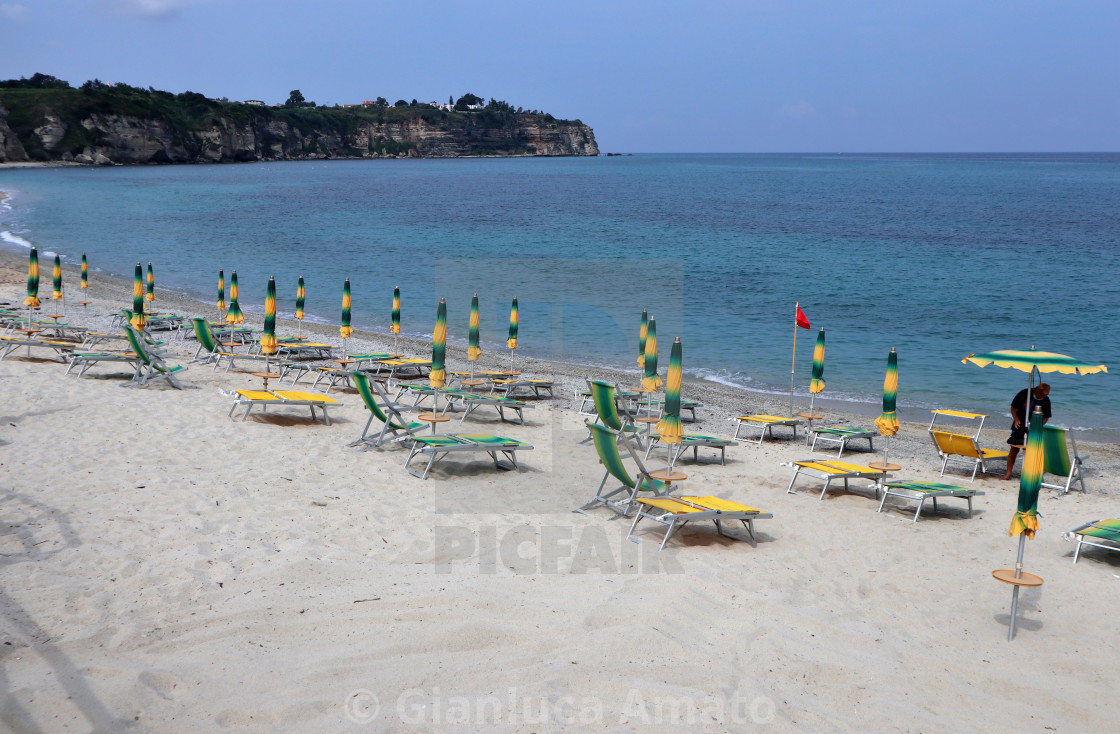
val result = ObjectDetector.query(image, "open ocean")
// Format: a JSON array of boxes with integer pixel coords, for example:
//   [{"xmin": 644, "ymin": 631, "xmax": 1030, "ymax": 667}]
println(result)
[{"xmin": 1, "ymin": 154, "xmax": 1117, "ymax": 434}]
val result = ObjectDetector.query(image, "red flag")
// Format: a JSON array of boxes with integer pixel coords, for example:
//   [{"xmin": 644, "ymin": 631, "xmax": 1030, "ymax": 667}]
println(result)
[{"xmin": 796, "ymin": 305, "xmax": 810, "ymax": 330}]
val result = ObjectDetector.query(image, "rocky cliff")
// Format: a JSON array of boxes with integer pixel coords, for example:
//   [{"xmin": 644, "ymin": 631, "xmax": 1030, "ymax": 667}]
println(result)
[{"xmin": 0, "ymin": 88, "xmax": 598, "ymax": 164}]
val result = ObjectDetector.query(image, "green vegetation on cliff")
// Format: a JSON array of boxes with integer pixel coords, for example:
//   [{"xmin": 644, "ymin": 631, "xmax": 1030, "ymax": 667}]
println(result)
[{"xmin": 0, "ymin": 74, "xmax": 597, "ymax": 163}]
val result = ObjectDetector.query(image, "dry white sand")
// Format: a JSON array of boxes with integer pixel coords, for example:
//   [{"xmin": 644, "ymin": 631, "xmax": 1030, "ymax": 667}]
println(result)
[{"xmin": 1, "ymin": 251, "xmax": 1118, "ymax": 733}]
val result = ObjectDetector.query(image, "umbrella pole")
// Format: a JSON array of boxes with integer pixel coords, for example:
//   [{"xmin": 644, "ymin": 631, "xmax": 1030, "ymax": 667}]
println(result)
[{"xmin": 1008, "ymin": 533, "xmax": 1028, "ymax": 641}]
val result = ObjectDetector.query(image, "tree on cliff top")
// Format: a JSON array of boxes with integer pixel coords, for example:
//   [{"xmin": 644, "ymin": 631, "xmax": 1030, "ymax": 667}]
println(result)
[
  {"xmin": 455, "ymin": 93, "xmax": 484, "ymax": 111},
  {"xmin": 285, "ymin": 89, "xmax": 315, "ymax": 107}
]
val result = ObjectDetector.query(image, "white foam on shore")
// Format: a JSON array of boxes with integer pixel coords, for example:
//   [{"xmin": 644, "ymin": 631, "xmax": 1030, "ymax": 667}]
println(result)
[{"xmin": 1, "ymin": 230, "xmax": 34, "ymax": 250}]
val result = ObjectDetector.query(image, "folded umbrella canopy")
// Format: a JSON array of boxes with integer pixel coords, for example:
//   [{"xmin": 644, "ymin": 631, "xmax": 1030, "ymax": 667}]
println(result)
[
  {"xmin": 340, "ymin": 278, "xmax": 353, "ymax": 339},
  {"xmin": 81, "ymin": 254, "xmax": 88, "ymax": 289},
  {"xmin": 656, "ymin": 337, "xmax": 684, "ymax": 468},
  {"xmin": 873, "ymin": 348, "xmax": 899, "ymax": 437},
  {"xmin": 641, "ymin": 316, "xmax": 661, "ymax": 392},
  {"xmin": 23, "ymin": 247, "xmax": 39, "ymax": 310},
  {"xmin": 146, "ymin": 262, "xmax": 155, "ymax": 308},
  {"xmin": 261, "ymin": 276, "xmax": 278, "ymax": 357},
  {"xmin": 391, "ymin": 286, "xmax": 401, "ymax": 335},
  {"xmin": 226, "ymin": 271, "xmax": 244, "ymax": 324},
  {"xmin": 468, "ymin": 293, "xmax": 482, "ymax": 361},
  {"xmin": 1003, "ymin": 407, "xmax": 1047, "ymax": 641},
  {"xmin": 637, "ymin": 308, "xmax": 648, "ymax": 368},
  {"xmin": 295, "ymin": 276, "xmax": 305, "ymax": 322},
  {"xmin": 130, "ymin": 261, "xmax": 146, "ymax": 330},
  {"xmin": 52, "ymin": 255, "xmax": 62, "ymax": 302},
  {"xmin": 809, "ymin": 328, "xmax": 826, "ymax": 394},
  {"xmin": 507, "ymin": 296, "xmax": 518, "ymax": 372},
  {"xmin": 431, "ymin": 298, "xmax": 447, "ymax": 389},
  {"xmin": 217, "ymin": 269, "xmax": 226, "ymax": 317}
]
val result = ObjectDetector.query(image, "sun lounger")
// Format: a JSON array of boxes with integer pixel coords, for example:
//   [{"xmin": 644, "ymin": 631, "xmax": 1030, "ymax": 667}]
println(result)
[
  {"xmin": 311, "ymin": 367, "xmax": 352, "ymax": 393},
  {"xmin": 65, "ymin": 350, "xmax": 142, "ymax": 378},
  {"xmin": 348, "ymin": 372, "xmax": 427, "ymax": 449},
  {"xmin": 404, "ymin": 433, "xmax": 533, "ymax": 479},
  {"xmin": 190, "ymin": 318, "xmax": 274, "ymax": 372},
  {"xmin": 490, "ymin": 378, "xmax": 554, "ymax": 399},
  {"xmin": 929, "ymin": 430, "xmax": 1010, "ymax": 481},
  {"xmin": 877, "ymin": 480, "xmax": 985, "ymax": 522},
  {"xmin": 786, "ymin": 459, "xmax": 888, "ymax": 501},
  {"xmin": 1065, "ymin": 519, "xmax": 1120, "ymax": 564},
  {"xmin": 227, "ymin": 389, "xmax": 341, "ymax": 424},
  {"xmin": 644, "ymin": 432, "xmax": 738, "ymax": 465},
  {"xmin": 0, "ymin": 335, "xmax": 76, "ymax": 362},
  {"xmin": 808, "ymin": 425, "xmax": 876, "ymax": 457},
  {"xmin": 123, "ymin": 326, "xmax": 187, "ymax": 389},
  {"xmin": 733, "ymin": 414, "xmax": 801, "ymax": 444},
  {"xmin": 397, "ymin": 384, "xmax": 529, "ymax": 425},
  {"xmin": 1041, "ymin": 425, "xmax": 1087, "ymax": 494},
  {"xmin": 368, "ymin": 358, "xmax": 432, "ymax": 380},
  {"xmin": 578, "ymin": 420, "xmax": 667, "ymax": 516},
  {"xmin": 276, "ymin": 342, "xmax": 335, "ymax": 359},
  {"xmin": 582, "ymin": 380, "xmax": 645, "ymax": 448},
  {"xmin": 627, "ymin": 495, "xmax": 773, "ymax": 551}
]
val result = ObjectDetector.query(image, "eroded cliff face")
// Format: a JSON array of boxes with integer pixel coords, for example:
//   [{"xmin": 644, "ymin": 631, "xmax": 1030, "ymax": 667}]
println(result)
[{"xmin": 0, "ymin": 106, "xmax": 598, "ymax": 164}]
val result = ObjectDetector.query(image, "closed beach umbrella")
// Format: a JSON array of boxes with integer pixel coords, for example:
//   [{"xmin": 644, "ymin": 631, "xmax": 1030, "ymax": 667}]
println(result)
[
  {"xmin": 52, "ymin": 254, "xmax": 62, "ymax": 301},
  {"xmin": 217, "ymin": 269, "xmax": 226, "ymax": 315},
  {"xmin": 80, "ymin": 254, "xmax": 88, "ymax": 289},
  {"xmin": 390, "ymin": 286, "xmax": 401, "ymax": 335},
  {"xmin": 23, "ymin": 247, "xmax": 40, "ymax": 309},
  {"xmin": 130, "ymin": 262, "xmax": 146, "ymax": 330},
  {"xmin": 637, "ymin": 308, "xmax": 648, "ymax": 368},
  {"xmin": 145, "ymin": 262, "xmax": 155, "ymax": 307},
  {"xmin": 340, "ymin": 278, "xmax": 353, "ymax": 339},
  {"xmin": 468, "ymin": 293, "xmax": 482, "ymax": 361},
  {"xmin": 295, "ymin": 276, "xmax": 305, "ymax": 321},
  {"xmin": 641, "ymin": 316, "xmax": 661, "ymax": 392},
  {"xmin": 507, "ymin": 297, "xmax": 518, "ymax": 349},
  {"xmin": 873, "ymin": 348, "xmax": 899, "ymax": 437},
  {"xmin": 226, "ymin": 271, "xmax": 243, "ymax": 324},
  {"xmin": 809, "ymin": 328, "xmax": 826, "ymax": 394},
  {"xmin": 261, "ymin": 276, "xmax": 278, "ymax": 356},
  {"xmin": 1003, "ymin": 406, "xmax": 1047, "ymax": 641},
  {"xmin": 656, "ymin": 337, "xmax": 684, "ymax": 466},
  {"xmin": 431, "ymin": 298, "xmax": 447, "ymax": 388}
]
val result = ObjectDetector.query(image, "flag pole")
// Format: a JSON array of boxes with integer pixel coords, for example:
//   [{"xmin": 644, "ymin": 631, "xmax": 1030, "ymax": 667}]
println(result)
[{"xmin": 790, "ymin": 301, "xmax": 799, "ymax": 417}]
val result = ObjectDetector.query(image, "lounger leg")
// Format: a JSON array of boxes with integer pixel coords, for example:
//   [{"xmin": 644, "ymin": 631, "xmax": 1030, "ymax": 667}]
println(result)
[
  {"xmin": 819, "ymin": 478, "xmax": 831, "ymax": 501},
  {"xmin": 1073, "ymin": 536, "xmax": 1083, "ymax": 564},
  {"xmin": 966, "ymin": 497, "xmax": 973, "ymax": 518},
  {"xmin": 877, "ymin": 489, "xmax": 889, "ymax": 514},
  {"xmin": 786, "ymin": 470, "xmax": 803, "ymax": 496},
  {"xmin": 913, "ymin": 497, "xmax": 925, "ymax": 523},
  {"xmin": 659, "ymin": 517, "xmax": 682, "ymax": 551},
  {"xmin": 626, "ymin": 509, "xmax": 646, "ymax": 544}
]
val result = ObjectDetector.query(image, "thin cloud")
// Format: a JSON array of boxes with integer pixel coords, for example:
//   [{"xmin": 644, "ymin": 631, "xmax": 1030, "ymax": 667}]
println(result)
[
  {"xmin": 0, "ymin": 3, "xmax": 28, "ymax": 20},
  {"xmin": 778, "ymin": 101, "xmax": 816, "ymax": 120},
  {"xmin": 96, "ymin": 0, "xmax": 210, "ymax": 18}
]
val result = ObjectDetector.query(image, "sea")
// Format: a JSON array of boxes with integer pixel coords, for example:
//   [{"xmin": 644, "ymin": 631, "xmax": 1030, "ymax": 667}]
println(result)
[{"xmin": 1, "ymin": 154, "xmax": 1118, "ymax": 436}]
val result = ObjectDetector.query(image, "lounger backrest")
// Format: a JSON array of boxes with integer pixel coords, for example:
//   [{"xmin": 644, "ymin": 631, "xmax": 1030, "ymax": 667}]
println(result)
[
  {"xmin": 123, "ymin": 326, "xmax": 153, "ymax": 366},
  {"xmin": 352, "ymin": 372, "xmax": 406, "ymax": 429},
  {"xmin": 588, "ymin": 421, "xmax": 636, "ymax": 486},
  {"xmin": 931, "ymin": 431, "xmax": 981, "ymax": 459},
  {"xmin": 589, "ymin": 380, "xmax": 623, "ymax": 431},
  {"xmin": 192, "ymin": 318, "xmax": 218, "ymax": 353},
  {"xmin": 1041, "ymin": 425, "xmax": 1072, "ymax": 477}
]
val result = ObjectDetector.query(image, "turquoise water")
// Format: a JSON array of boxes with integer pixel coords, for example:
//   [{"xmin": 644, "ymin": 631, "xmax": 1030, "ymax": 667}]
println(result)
[{"xmin": 1, "ymin": 154, "xmax": 1117, "ymax": 433}]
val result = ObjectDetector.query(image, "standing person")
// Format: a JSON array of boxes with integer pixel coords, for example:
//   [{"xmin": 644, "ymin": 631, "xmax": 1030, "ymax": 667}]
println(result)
[{"xmin": 1002, "ymin": 383, "xmax": 1051, "ymax": 479}]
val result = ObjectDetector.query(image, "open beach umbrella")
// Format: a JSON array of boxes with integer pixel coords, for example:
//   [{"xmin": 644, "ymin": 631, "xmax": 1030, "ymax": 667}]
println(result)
[
  {"xmin": 130, "ymin": 262, "xmax": 146, "ymax": 330},
  {"xmin": 807, "ymin": 328, "xmax": 826, "ymax": 418},
  {"xmin": 217, "ymin": 269, "xmax": 226, "ymax": 319},
  {"xmin": 1003, "ymin": 407, "xmax": 1047, "ymax": 641},
  {"xmin": 637, "ymin": 308, "xmax": 648, "ymax": 368},
  {"xmin": 656, "ymin": 337, "xmax": 684, "ymax": 469},
  {"xmin": 52, "ymin": 254, "xmax": 62, "ymax": 303},
  {"xmin": 145, "ymin": 262, "xmax": 155, "ymax": 309},
  {"xmin": 23, "ymin": 247, "xmax": 40, "ymax": 317},
  {"xmin": 873, "ymin": 348, "xmax": 899, "ymax": 466},
  {"xmin": 81, "ymin": 254, "xmax": 88, "ymax": 289},
  {"xmin": 507, "ymin": 296, "xmax": 518, "ymax": 372},
  {"xmin": 226, "ymin": 271, "xmax": 243, "ymax": 324},
  {"xmin": 294, "ymin": 276, "xmax": 305, "ymax": 336},
  {"xmin": 431, "ymin": 298, "xmax": 447, "ymax": 389},
  {"xmin": 261, "ymin": 276, "xmax": 278, "ymax": 362},
  {"xmin": 641, "ymin": 316, "xmax": 661, "ymax": 393}
]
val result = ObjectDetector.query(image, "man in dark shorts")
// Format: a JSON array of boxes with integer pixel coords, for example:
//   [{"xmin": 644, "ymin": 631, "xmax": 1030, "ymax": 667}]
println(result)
[{"xmin": 1002, "ymin": 383, "xmax": 1051, "ymax": 479}]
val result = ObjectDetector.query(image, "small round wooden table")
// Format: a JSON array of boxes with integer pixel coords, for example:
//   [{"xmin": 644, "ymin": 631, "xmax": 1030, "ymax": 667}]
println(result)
[
  {"xmin": 45, "ymin": 314, "xmax": 65, "ymax": 322},
  {"xmin": 868, "ymin": 462, "xmax": 901, "ymax": 472},
  {"xmin": 649, "ymin": 470, "xmax": 688, "ymax": 490},
  {"xmin": 15, "ymin": 328, "xmax": 42, "ymax": 338},
  {"xmin": 459, "ymin": 379, "xmax": 486, "ymax": 390},
  {"xmin": 78, "ymin": 301, "xmax": 92, "ymax": 308},
  {"xmin": 635, "ymin": 416, "xmax": 660, "ymax": 436},
  {"xmin": 417, "ymin": 413, "xmax": 451, "ymax": 434},
  {"xmin": 252, "ymin": 371, "xmax": 281, "ymax": 391},
  {"xmin": 992, "ymin": 569, "xmax": 1043, "ymax": 587},
  {"xmin": 333, "ymin": 358, "xmax": 356, "ymax": 369}
]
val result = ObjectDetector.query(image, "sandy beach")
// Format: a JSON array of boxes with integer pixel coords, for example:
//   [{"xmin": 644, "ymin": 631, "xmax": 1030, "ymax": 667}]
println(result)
[{"xmin": 2, "ymin": 248, "xmax": 1118, "ymax": 733}]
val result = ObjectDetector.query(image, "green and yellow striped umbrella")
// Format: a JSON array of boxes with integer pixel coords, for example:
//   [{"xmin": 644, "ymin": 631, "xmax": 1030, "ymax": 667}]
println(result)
[
  {"xmin": 52, "ymin": 254, "xmax": 62, "ymax": 301},
  {"xmin": 261, "ymin": 276, "xmax": 278, "ymax": 355},
  {"xmin": 226, "ymin": 271, "xmax": 244, "ymax": 324},
  {"xmin": 145, "ymin": 262, "xmax": 155, "ymax": 306},
  {"xmin": 468, "ymin": 293, "xmax": 482, "ymax": 361},
  {"xmin": 80, "ymin": 254, "xmax": 88, "ymax": 289},
  {"xmin": 1010, "ymin": 407, "xmax": 1046, "ymax": 538},
  {"xmin": 130, "ymin": 261, "xmax": 146, "ymax": 329},
  {"xmin": 656, "ymin": 337, "xmax": 684, "ymax": 446},
  {"xmin": 390, "ymin": 286, "xmax": 401, "ymax": 335},
  {"xmin": 873, "ymin": 348, "xmax": 899, "ymax": 436},
  {"xmin": 637, "ymin": 308, "xmax": 648, "ymax": 368},
  {"xmin": 340, "ymin": 278, "xmax": 353, "ymax": 338},
  {"xmin": 23, "ymin": 247, "xmax": 39, "ymax": 308},
  {"xmin": 217, "ymin": 269, "xmax": 226, "ymax": 313},
  {"xmin": 963, "ymin": 349, "xmax": 1107, "ymax": 376},
  {"xmin": 809, "ymin": 328, "xmax": 826, "ymax": 394},
  {"xmin": 431, "ymin": 298, "xmax": 447, "ymax": 388},
  {"xmin": 295, "ymin": 276, "xmax": 305, "ymax": 321},
  {"xmin": 507, "ymin": 296, "xmax": 518, "ymax": 349},
  {"xmin": 641, "ymin": 316, "xmax": 662, "ymax": 392}
]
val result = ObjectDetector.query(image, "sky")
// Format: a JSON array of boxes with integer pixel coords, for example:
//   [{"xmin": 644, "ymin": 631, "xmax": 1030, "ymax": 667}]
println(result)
[{"xmin": 2, "ymin": 0, "xmax": 1118, "ymax": 152}]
